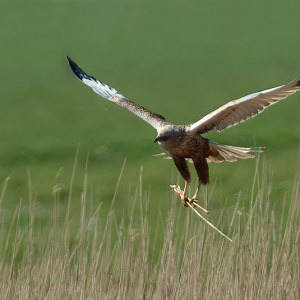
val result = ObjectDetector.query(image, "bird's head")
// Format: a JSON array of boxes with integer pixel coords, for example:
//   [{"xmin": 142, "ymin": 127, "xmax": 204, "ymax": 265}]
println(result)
[{"xmin": 154, "ymin": 126, "xmax": 185, "ymax": 149}]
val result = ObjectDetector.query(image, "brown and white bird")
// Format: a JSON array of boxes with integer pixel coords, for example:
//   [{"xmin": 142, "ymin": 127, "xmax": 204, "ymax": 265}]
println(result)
[{"xmin": 66, "ymin": 56, "xmax": 300, "ymax": 206}]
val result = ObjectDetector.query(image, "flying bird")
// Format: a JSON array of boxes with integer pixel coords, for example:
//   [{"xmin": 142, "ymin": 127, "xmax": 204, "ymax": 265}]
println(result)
[{"xmin": 66, "ymin": 56, "xmax": 300, "ymax": 207}]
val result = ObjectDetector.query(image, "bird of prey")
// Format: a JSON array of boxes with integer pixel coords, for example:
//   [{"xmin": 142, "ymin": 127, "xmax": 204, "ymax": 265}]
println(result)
[{"xmin": 66, "ymin": 56, "xmax": 300, "ymax": 207}]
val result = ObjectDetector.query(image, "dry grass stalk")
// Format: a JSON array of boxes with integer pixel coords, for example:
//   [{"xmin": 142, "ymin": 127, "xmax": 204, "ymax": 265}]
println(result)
[
  {"xmin": 0, "ymin": 159, "xmax": 299, "ymax": 299},
  {"xmin": 171, "ymin": 184, "xmax": 232, "ymax": 242}
]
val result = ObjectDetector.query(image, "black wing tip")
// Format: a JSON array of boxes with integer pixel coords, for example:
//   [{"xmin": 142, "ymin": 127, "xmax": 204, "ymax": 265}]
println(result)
[
  {"xmin": 65, "ymin": 55, "xmax": 88, "ymax": 81},
  {"xmin": 66, "ymin": 55, "xmax": 75, "ymax": 69}
]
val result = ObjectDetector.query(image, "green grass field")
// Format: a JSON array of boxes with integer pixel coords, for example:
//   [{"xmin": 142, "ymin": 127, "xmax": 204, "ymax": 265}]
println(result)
[{"xmin": 1, "ymin": 0, "xmax": 300, "ymax": 280}]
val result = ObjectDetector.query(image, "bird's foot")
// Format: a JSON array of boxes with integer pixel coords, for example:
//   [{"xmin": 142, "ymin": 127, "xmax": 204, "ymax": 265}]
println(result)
[
  {"xmin": 171, "ymin": 186, "xmax": 230, "ymax": 242},
  {"xmin": 173, "ymin": 188, "xmax": 209, "ymax": 213},
  {"xmin": 189, "ymin": 197, "xmax": 209, "ymax": 213},
  {"xmin": 170, "ymin": 185, "xmax": 209, "ymax": 212},
  {"xmin": 188, "ymin": 196, "xmax": 197, "ymax": 204},
  {"xmin": 170, "ymin": 185, "xmax": 188, "ymax": 207}
]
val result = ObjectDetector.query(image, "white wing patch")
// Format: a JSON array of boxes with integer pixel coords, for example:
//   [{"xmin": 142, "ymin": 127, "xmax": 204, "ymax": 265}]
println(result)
[
  {"xmin": 67, "ymin": 56, "xmax": 169, "ymax": 130},
  {"xmin": 81, "ymin": 78, "xmax": 126, "ymax": 101}
]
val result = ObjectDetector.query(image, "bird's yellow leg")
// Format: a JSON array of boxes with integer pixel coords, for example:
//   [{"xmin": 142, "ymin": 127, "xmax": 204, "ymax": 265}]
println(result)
[
  {"xmin": 181, "ymin": 181, "xmax": 189, "ymax": 207},
  {"xmin": 170, "ymin": 181, "xmax": 189, "ymax": 207},
  {"xmin": 189, "ymin": 181, "xmax": 209, "ymax": 213},
  {"xmin": 189, "ymin": 181, "xmax": 200, "ymax": 203}
]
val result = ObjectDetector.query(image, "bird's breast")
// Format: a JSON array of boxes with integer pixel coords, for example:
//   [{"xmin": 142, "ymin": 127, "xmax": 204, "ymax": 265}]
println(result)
[{"xmin": 160, "ymin": 135, "xmax": 209, "ymax": 158}]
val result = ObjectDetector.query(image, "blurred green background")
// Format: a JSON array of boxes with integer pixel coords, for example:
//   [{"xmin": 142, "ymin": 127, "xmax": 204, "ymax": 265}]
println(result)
[{"xmin": 1, "ymin": 0, "xmax": 300, "ymax": 234}]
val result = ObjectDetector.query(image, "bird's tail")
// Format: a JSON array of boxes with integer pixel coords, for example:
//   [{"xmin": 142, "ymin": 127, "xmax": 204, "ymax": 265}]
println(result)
[
  {"xmin": 207, "ymin": 141, "xmax": 262, "ymax": 163},
  {"xmin": 153, "ymin": 141, "xmax": 262, "ymax": 163}
]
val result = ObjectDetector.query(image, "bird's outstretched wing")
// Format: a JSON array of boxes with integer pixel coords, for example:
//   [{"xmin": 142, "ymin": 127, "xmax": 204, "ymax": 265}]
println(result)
[
  {"xmin": 66, "ymin": 56, "xmax": 169, "ymax": 130},
  {"xmin": 187, "ymin": 76, "xmax": 300, "ymax": 134}
]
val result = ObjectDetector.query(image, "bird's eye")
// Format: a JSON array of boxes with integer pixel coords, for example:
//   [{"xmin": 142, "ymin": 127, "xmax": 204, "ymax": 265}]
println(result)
[
  {"xmin": 154, "ymin": 136, "xmax": 169, "ymax": 143},
  {"xmin": 160, "ymin": 136, "xmax": 169, "ymax": 142}
]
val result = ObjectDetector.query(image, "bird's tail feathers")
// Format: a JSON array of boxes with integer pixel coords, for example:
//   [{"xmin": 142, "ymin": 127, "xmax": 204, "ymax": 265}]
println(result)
[
  {"xmin": 207, "ymin": 141, "xmax": 262, "ymax": 163},
  {"xmin": 153, "ymin": 141, "xmax": 262, "ymax": 164}
]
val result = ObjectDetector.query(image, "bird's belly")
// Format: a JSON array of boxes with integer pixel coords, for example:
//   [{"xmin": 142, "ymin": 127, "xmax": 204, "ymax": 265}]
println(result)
[
  {"xmin": 161, "ymin": 136, "xmax": 209, "ymax": 159},
  {"xmin": 169, "ymin": 146, "xmax": 191, "ymax": 157}
]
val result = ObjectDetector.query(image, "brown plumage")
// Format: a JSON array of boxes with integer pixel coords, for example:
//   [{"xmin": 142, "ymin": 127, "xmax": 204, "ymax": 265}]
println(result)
[
  {"xmin": 66, "ymin": 56, "xmax": 300, "ymax": 205},
  {"xmin": 156, "ymin": 131, "xmax": 210, "ymax": 186}
]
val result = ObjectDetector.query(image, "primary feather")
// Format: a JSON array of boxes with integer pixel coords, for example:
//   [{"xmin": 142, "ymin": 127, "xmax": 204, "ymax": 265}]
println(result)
[{"xmin": 66, "ymin": 56, "xmax": 168, "ymax": 130}]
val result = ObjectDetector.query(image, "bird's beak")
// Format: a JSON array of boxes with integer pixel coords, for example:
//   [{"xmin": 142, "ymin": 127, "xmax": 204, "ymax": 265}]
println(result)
[{"xmin": 154, "ymin": 137, "xmax": 159, "ymax": 143}]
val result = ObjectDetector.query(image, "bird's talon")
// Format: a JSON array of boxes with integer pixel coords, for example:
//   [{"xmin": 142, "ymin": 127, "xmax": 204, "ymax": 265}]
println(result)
[
  {"xmin": 188, "ymin": 196, "xmax": 198, "ymax": 204},
  {"xmin": 181, "ymin": 196, "xmax": 189, "ymax": 207}
]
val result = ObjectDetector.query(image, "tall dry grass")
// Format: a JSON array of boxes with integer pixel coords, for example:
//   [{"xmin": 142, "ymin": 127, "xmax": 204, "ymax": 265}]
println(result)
[{"xmin": 0, "ymin": 159, "xmax": 299, "ymax": 299}]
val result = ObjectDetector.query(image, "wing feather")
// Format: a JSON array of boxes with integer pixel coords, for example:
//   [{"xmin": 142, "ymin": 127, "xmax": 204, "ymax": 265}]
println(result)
[
  {"xmin": 188, "ymin": 77, "xmax": 300, "ymax": 134},
  {"xmin": 66, "ymin": 56, "xmax": 169, "ymax": 130}
]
